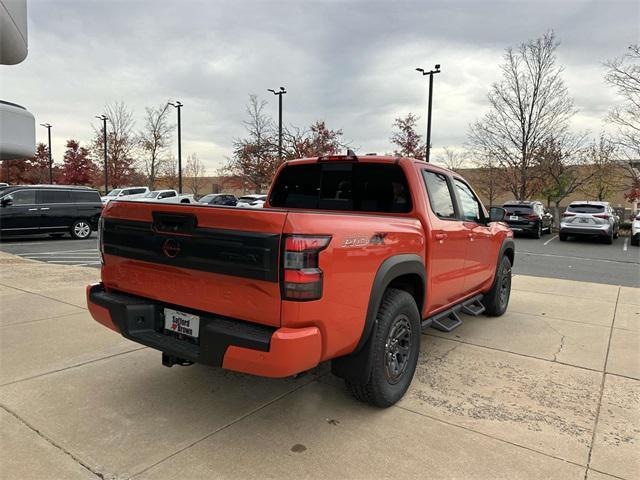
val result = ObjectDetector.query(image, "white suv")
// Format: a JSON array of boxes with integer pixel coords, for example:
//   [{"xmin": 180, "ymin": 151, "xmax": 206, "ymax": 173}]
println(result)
[
  {"xmin": 560, "ymin": 201, "xmax": 620, "ymax": 244},
  {"xmin": 631, "ymin": 213, "xmax": 640, "ymax": 246}
]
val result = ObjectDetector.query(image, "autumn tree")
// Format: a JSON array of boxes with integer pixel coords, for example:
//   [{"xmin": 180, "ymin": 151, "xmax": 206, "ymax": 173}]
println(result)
[
  {"xmin": 390, "ymin": 113, "xmax": 425, "ymax": 160},
  {"xmin": 536, "ymin": 134, "xmax": 590, "ymax": 227},
  {"xmin": 184, "ymin": 153, "xmax": 207, "ymax": 198},
  {"xmin": 283, "ymin": 121, "xmax": 347, "ymax": 159},
  {"xmin": 59, "ymin": 140, "xmax": 97, "ymax": 185},
  {"xmin": 579, "ymin": 135, "xmax": 622, "ymax": 201},
  {"xmin": 92, "ymin": 101, "xmax": 138, "ymax": 188},
  {"xmin": 139, "ymin": 102, "xmax": 172, "ymax": 189},
  {"xmin": 472, "ymin": 154, "xmax": 505, "ymax": 208},
  {"xmin": 2, "ymin": 143, "xmax": 55, "ymax": 184},
  {"xmin": 468, "ymin": 31, "xmax": 575, "ymax": 200}
]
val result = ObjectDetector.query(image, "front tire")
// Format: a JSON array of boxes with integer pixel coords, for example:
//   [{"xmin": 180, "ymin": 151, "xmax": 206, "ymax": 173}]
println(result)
[
  {"xmin": 345, "ymin": 288, "xmax": 420, "ymax": 408},
  {"xmin": 484, "ymin": 255, "xmax": 512, "ymax": 317},
  {"xmin": 70, "ymin": 220, "xmax": 92, "ymax": 240},
  {"xmin": 631, "ymin": 234, "xmax": 640, "ymax": 246},
  {"xmin": 559, "ymin": 232, "xmax": 568, "ymax": 241}
]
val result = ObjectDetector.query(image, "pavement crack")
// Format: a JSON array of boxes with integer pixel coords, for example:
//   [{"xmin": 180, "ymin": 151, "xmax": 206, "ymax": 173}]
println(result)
[{"xmin": 0, "ymin": 403, "xmax": 105, "ymax": 479}]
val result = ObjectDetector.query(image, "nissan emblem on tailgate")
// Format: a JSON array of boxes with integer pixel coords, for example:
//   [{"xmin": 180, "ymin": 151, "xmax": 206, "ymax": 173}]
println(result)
[{"xmin": 162, "ymin": 238, "xmax": 181, "ymax": 258}]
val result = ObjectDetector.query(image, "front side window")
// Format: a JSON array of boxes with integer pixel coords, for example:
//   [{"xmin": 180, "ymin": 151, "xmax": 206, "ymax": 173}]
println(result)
[
  {"xmin": 6, "ymin": 190, "xmax": 36, "ymax": 205},
  {"xmin": 422, "ymin": 171, "xmax": 456, "ymax": 219},
  {"xmin": 454, "ymin": 179, "xmax": 482, "ymax": 222}
]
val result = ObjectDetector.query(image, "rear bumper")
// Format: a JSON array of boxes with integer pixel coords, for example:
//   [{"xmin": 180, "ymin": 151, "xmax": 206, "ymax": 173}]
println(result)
[
  {"xmin": 86, "ymin": 283, "xmax": 322, "ymax": 377},
  {"xmin": 560, "ymin": 225, "xmax": 611, "ymax": 236},
  {"xmin": 505, "ymin": 222, "xmax": 537, "ymax": 233}
]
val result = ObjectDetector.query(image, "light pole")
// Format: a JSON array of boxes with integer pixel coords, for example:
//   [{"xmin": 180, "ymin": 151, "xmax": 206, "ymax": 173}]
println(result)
[
  {"xmin": 168, "ymin": 101, "xmax": 183, "ymax": 193},
  {"xmin": 268, "ymin": 87, "xmax": 286, "ymax": 161},
  {"xmin": 40, "ymin": 123, "xmax": 53, "ymax": 183},
  {"xmin": 416, "ymin": 64, "xmax": 441, "ymax": 162},
  {"xmin": 95, "ymin": 115, "xmax": 108, "ymax": 193}
]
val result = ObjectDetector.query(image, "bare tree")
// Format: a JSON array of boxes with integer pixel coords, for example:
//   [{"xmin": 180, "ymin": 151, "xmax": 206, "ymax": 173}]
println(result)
[
  {"xmin": 437, "ymin": 147, "xmax": 467, "ymax": 172},
  {"xmin": 184, "ymin": 153, "xmax": 207, "ymax": 198},
  {"xmin": 579, "ymin": 135, "xmax": 622, "ymax": 201},
  {"xmin": 160, "ymin": 154, "xmax": 178, "ymax": 190},
  {"xmin": 92, "ymin": 101, "xmax": 138, "ymax": 188},
  {"xmin": 468, "ymin": 31, "xmax": 576, "ymax": 200},
  {"xmin": 390, "ymin": 113, "xmax": 425, "ymax": 160},
  {"xmin": 138, "ymin": 102, "xmax": 172, "ymax": 189},
  {"xmin": 222, "ymin": 95, "xmax": 280, "ymax": 192},
  {"xmin": 604, "ymin": 44, "xmax": 640, "ymax": 208}
]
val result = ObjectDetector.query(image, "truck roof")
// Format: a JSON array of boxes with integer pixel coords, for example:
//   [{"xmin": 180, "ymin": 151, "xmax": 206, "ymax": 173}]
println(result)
[{"xmin": 286, "ymin": 154, "xmax": 457, "ymax": 175}]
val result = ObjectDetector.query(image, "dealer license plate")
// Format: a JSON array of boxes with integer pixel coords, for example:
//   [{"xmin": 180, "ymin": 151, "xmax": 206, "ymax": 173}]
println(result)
[{"xmin": 164, "ymin": 308, "xmax": 200, "ymax": 338}]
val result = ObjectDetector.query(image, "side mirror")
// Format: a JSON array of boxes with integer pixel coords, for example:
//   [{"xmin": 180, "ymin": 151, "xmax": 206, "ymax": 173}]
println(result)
[
  {"xmin": 1, "ymin": 196, "xmax": 13, "ymax": 207},
  {"xmin": 489, "ymin": 207, "xmax": 506, "ymax": 222}
]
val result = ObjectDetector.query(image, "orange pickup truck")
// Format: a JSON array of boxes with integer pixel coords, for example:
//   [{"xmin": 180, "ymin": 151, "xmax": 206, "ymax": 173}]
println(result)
[{"xmin": 87, "ymin": 153, "xmax": 514, "ymax": 407}]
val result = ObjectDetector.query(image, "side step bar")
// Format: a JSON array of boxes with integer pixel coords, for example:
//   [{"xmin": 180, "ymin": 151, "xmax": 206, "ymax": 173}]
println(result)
[{"xmin": 421, "ymin": 294, "xmax": 484, "ymax": 333}]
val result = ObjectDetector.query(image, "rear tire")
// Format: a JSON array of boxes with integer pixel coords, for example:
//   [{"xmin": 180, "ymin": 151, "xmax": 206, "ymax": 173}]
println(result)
[
  {"xmin": 484, "ymin": 255, "xmax": 512, "ymax": 317},
  {"xmin": 604, "ymin": 230, "xmax": 614, "ymax": 245},
  {"xmin": 345, "ymin": 288, "xmax": 420, "ymax": 408},
  {"xmin": 70, "ymin": 219, "xmax": 92, "ymax": 240},
  {"xmin": 631, "ymin": 234, "xmax": 640, "ymax": 246},
  {"xmin": 559, "ymin": 232, "xmax": 568, "ymax": 242},
  {"xmin": 534, "ymin": 223, "xmax": 542, "ymax": 239}
]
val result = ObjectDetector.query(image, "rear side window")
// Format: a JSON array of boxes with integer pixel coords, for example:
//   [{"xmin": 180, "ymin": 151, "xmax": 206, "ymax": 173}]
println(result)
[
  {"xmin": 269, "ymin": 162, "xmax": 412, "ymax": 213},
  {"xmin": 71, "ymin": 191, "xmax": 101, "ymax": 203},
  {"xmin": 567, "ymin": 204, "xmax": 605, "ymax": 214},
  {"xmin": 422, "ymin": 171, "xmax": 456, "ymax": 219},
  {"xmin": 39, "ymin": 190, "xmax": 70, "ymax": 204}
]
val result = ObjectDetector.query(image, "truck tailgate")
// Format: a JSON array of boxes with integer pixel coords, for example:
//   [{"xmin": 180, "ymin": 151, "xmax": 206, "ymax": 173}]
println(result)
[{"xmin": 100, "ymin": 201, "xmax": 287, "ymax": 327}]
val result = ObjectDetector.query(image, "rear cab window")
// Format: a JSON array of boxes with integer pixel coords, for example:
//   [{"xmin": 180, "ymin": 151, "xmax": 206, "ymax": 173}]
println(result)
[{"xmin": 269, "ymin": 162, "xmax": 412, "ymax": 213}]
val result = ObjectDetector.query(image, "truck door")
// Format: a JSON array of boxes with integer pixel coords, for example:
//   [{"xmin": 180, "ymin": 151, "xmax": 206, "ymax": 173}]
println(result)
[
  {"xmin": 451, "ymin": 178, "xmax": 494, "ymax": 294},
  {"xmin": 421, "ymin": 170, "xmax": 469, "ymax": 310}
]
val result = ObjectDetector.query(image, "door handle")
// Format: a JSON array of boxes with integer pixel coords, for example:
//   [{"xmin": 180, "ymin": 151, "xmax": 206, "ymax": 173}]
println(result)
[
  {"xmin": 40, "ymin": 207, "xmax": 50, "ymax": 211},
  {"xmin": 435, "ymin": 233, "xmax": 447, "ymax": 241},
  {"xmin": 28, "ymin": 208, "xmax": 38, "ymax": 211}
]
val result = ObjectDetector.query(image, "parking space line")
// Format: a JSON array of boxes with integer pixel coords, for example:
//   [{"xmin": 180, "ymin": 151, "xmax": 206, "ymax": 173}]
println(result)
[
  {"xmin": 16, "ymin": 249, "xmax": 98, "ymax": 256},
  {"xmin": 519, "ymin": 251, "xmax": 637, "ymax": 265},
  {"xmin": 543, "ymin": 235, "xmax": 558, "ymax": 246},
  {"xmin": 623, "ymin": 239, "xmax": 628, "ymax": 252}
]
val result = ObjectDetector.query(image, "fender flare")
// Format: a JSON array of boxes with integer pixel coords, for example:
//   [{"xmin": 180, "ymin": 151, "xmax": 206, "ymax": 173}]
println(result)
[
  {"xmin": 331, "ymin": 253, "xmax": 425, "ymax": 383},
  {"xmin": 499, "ymin": 238, "xmax": 515, "ymax": 267}
]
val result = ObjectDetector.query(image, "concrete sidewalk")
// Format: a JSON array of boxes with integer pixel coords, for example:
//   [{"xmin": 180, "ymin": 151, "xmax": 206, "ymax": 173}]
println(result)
[{"xmin": 0, "ymin": 252, "xmax": 638, "ymax": 479}]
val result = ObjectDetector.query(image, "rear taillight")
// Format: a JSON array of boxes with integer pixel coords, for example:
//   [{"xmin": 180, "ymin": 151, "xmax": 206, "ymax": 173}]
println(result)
[
  {"xmin": 593, "ymin": 213, "xmax": 610, "ymax": 219},
  {"xmin": 97, "ymin": 216, "xmax": 105, "ymax": 264},
  {"xmin": 282, "ymin": 235, "xmax": 331, "ymax": 301},
  {"xmin": 562, "ymin": 212, "xmax": 576, "ymax": 217},
  {"xmin": 526, "ymin": 214, "xmax": 538, "ymax": 221}
]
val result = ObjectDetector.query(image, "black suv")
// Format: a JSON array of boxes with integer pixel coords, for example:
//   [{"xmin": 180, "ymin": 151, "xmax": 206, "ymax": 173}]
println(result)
[
  {"xmin": 0, "ymin": 185, "xmax": 102, "ymax": 239},
  {"xmin": 502, "ymin": 201, "xmax": 553, "ymax": 238}
]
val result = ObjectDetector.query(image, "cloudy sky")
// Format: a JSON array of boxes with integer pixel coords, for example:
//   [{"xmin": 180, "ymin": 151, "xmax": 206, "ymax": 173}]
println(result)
[{"xmin": 1, "ymin": 0, "xmax": 638, "ymax": 173}]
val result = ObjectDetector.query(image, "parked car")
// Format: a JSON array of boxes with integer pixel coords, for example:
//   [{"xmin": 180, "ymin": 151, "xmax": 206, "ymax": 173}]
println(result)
[
  {"xmin": 236, "ymin": 194, "xmax": 267, "ymax": 208},
  {"xmin": 559, "ymin": 201, "xmax": 619, "ymax": 244},
  {"xmin": 502, "ymin": 201, "xmax": 553, "ymax": 238},
  {"xmin": 198, "ymin": 193, "xmax": 237, "ymax": 206},
  {"xmin": 133, "ymin": 190, "xmax": 194, "ymax": 204},
  {"xmin": 631, "ymin": 213, "xmax": 640, "ymax": 246},
  {"xmin": 0, "ymin": 185, "xmax": 102, "ymax": 239},
  {"xmin": 87, "ymin": 153, "xmax": 514, "ymax": 407},
  {"xmin": 101, "ymin": 186, "xmax": 150, "ymax": 204}
]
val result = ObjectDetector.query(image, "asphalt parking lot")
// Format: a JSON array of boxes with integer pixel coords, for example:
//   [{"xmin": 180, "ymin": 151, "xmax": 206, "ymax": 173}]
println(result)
[
  {"xmin": 1, "ymin": 231, "xmax": 638, "ymax": 286},
  {"xmin": 0, "ymin": 252, "xmax": 638, "ymax": 479}
]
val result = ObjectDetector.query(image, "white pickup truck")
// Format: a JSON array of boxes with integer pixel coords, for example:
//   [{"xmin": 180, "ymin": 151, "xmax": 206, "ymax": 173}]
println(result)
[
  {"xmin": 101, "ymin": 187, "xmax": 150, "ymax": 204},
  {"xmin": 133, "ymin": 189, "xmax": 194, "ymax": 204}
]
